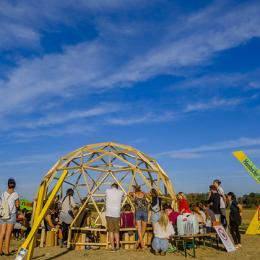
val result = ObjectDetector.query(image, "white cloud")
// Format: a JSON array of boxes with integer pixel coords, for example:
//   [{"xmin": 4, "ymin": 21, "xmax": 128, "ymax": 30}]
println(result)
[
  {"xmin": 157, "ymin": 137, "xmax": 260, "ymax": 159},
  {"xmin": 107, "ymin": 111, "xmax": 176, "ymax": 126},
  {"xmin": 103, "ymin": 2, "xmax": 260, "ymax": 85},
  {"xmin": 183, "ymin": 98, "xmax": 241, "ymax": 113},
  {"xmin": 173, "ymin": 69, "xmax": 260, "ymax": 90},
  {"xmin": 107, "ymin": 97, "xmax": 241, "ymax": 126},
  {"xmin": 20, "ymin": 103, "xmax": 120, "ymax": 129},
  {"xmin": 0, "ymin": 1, "xmax": 259, "ymax": 123}
]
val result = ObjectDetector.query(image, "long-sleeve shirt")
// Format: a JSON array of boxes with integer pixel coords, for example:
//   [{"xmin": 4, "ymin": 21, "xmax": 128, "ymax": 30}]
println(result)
[
  {"xmin": 153, "ymin": 222, "xmax": 175, "ymax": 239},
  {"xmin": 208, "ymin": 192, "xmax": 221, "ymax": 215},
  {"xmin": 229, "ymin": 200, "xmax": 241, "ymax": 226},
  {"xmin": 178, "ymin": 198, "xmax": 191, "ymax": 214}
]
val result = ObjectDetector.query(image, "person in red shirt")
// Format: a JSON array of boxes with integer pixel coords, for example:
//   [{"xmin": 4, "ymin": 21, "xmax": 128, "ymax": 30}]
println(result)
[
  {"xmin": 177, "ymin": 192, "xmax": 191, "ymax": 214},
  {"xmin": 164, "ymin": 204, "xmax": 179, "ymax": 225}
]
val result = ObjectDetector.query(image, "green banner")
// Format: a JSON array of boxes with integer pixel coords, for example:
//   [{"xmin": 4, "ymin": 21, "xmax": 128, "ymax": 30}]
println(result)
[
  {"xmin": 20, "ymin": 199, "xmax": 33, "ymax": 211},
  {"xmin": 242, "ymin": 158, "xmax": 260, "ymax": 184},
  {"xmin": 233, "ymin": 151, "xmax": 260, "ymax": 184}
]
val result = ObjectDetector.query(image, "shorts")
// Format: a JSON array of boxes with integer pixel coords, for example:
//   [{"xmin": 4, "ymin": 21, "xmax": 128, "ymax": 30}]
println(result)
[
  {"xmin": 135, "ymin": 210, "xmax": 148, "ymax": 222},
  {"xmin": 0, "ymin": 213, "xmax": 16, "ymax": 225},
  {"xmin": 151, "ymin": 211, "xmax": 160, "ymax": 224},
  {"xmin": 106, "ymin": 216, "xmax": 120, "ymax": 232}
]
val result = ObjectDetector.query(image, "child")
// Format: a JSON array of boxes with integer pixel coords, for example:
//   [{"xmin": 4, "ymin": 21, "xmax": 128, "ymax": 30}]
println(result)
[
  {"xmin": 152, "ymin": 210, "xmax": 175, "ymax": 256},
  {"xmin": 120, "ymin": 204, "xmax": 134, "ymax": 228},
  {"xmin": 163, "ymin": 204, "xmax": 179, "ymax": 233}
]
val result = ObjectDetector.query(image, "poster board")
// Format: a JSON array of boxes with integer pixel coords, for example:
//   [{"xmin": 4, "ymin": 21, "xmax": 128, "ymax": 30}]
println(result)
[{"xmin": 214, "ymin": 225, "xmax": 236, "ymax": 252}]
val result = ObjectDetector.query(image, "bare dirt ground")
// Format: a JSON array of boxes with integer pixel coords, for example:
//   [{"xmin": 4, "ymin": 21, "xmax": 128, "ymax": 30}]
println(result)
[{"xmin": 6, "ymin": 209, "xmax": 260, "ymax": 260}]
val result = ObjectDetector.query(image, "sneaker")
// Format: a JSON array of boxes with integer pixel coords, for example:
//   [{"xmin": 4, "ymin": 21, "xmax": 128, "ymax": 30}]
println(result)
[{"xmin": 160, "ymin": 252, "xmax": 166, "ymax": 256}]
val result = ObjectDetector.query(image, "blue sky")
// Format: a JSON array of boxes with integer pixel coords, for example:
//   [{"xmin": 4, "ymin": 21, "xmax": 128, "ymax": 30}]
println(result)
[{"xmin": 0, "ymin": 0, "xmax": 260, "ymax": 199}]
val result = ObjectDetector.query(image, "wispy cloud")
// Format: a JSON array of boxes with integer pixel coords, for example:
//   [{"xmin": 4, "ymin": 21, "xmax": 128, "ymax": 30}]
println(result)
[
  {"xmin": 107, "ymin": 97, "xmax": 241, "ymax": 126},
  {"xmin": 0, "ymin": 153, "xmax": 59, "ymax": 166},
  {"xmin": 0, "ymin": 1, "xmax": 259, "ymax": 119},
  {"xmin": 103, "ymin": 1, "xmax": 260, "ymax": 85},
  {"xmin": 183, "ymin": 98, "xmax": 241, "ymax": 113},
  {"xmin": 173, "ymin": 69, "xmax": 260, "ymax": 90},
  {"xmin": 20, "ymin": 103, "xmax": 120, "ymax": 129},
  {"xmin": 107, "ymin": 111, "xmax": 176, "ymax": 126},
  {"xmin": 157, "ymin": 137, "xmax": 260, "ymax": 159}
]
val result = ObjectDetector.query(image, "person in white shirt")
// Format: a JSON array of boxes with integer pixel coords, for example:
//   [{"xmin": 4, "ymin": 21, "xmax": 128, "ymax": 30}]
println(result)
[
  {"xmin": 59, "ymin": 189, "xmax": 76, "ymax": 247},
  {"xmin": 152, "ymin": 210, "xmax": 175, "ymax": 256},
  {"xmin": 105, "ymin": 183, "xmax": 123, "ymax": 251},
  {"xmin": 213, "ymin": 179, "xmax": 227, "ymax": 228},
  {"xmin": 0, "ymin": 178, "xmax": 19, "ymax": 256}
]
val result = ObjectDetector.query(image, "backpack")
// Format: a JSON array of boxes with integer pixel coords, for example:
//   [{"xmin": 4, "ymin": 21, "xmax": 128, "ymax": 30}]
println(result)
[{"xmin": 0, "ymin": 193, "xmax": 10, "ymax": 220}]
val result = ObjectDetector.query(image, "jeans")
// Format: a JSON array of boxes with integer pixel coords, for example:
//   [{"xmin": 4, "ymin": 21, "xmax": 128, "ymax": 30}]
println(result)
[
  {"xmin": 230, "ymin": 222, "xmax": 241, "ymax": 245},
  {"xmin": 61, "ymin": 222, "xmax": 70, "ymax": 243},
  {"xmin": 220, "ymin": 208, "xmax": 227, "ymax": 228},
  {"xmin": 152, "ymin": 237, "xmax": 169, "ymax": 252}
]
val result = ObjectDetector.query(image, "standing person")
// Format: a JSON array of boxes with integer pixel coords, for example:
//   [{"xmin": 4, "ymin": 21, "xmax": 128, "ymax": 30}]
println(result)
[
  {"xmin": 207, "ymin": 185, "xmax": 221, "ymax": 222},
  {"xmin": 213, "ymin": 179, "xmax": 227, "ymax": 228},
  {"xmin": 105, "ymin": 183, "xmax": 123, "ymax": 251},
  {"xmin": 227, "ymin": 192, "xmax": 242, "ymax": 249},
  {"xmin": 129, "ymin": 185, "xmax": 149, "ymax": 249},
  {"xmin": 150, "ymin": 188, "xmax": 161, "ymax": 227},
  {"xmin": 0, "ymin": 178, "xmax": 19, "ymax": 256},
  {"xmin": 152, "ymin": 210, "xmax": 175, "ymax": 256},
  {"xmin": 177, "ymin": 192, "xmax": 191, "ymax": 214},
  {"xmin": 59, "ymin": 188, "xmax": 76, "ymax": 247}
]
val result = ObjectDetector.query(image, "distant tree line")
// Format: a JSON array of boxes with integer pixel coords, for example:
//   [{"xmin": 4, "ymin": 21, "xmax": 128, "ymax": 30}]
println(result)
[
  {"xmin": 185, "ymin": 192, "xmax": 260, "ymax": 208},
  {"xmin": 238, "ymin": 193, "xmax": 260, "ymax": 208}
]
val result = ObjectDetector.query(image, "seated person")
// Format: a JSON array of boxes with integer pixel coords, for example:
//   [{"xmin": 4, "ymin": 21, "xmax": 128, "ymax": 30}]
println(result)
[
  {"xmin": 190, "ymin": 204, "xmax": 206, "ymax": 233},
  {"xmin": 163, "ymin": 204, "xmax": 179, "ymax": 233},
  {"xmin": 202, "ymin": 201, "xmax": 216, "ymax": 233},
  {"xmin": 45, "ymin": 203, "xmax": 58, "ymax": 231},
  {"xmin": 152, "ymin": 211, "xmax": 175, "ymax": 256},
  {"xmin": 120, "ymin": 204, "xmax": 134, "ymax": 228}
]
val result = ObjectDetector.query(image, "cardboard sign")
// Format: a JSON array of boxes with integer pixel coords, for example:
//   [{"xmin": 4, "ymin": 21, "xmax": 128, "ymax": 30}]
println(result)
[
  {"xmin": 233, "ymin": 151, "xmax": 260, "ymax": 184},
  {"xmin": 214, "ymin": 225, "xmax": 236, "ymax": 252}
]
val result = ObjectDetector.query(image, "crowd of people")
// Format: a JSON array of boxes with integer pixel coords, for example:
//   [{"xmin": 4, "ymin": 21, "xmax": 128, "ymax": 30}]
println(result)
[
  {"xmin": 105, "ymin": 179, "xmax": 242, "ymax": 255},
  {"xmin": 0, "ymin": 177, "xmax": 242, "ymax": 256}
]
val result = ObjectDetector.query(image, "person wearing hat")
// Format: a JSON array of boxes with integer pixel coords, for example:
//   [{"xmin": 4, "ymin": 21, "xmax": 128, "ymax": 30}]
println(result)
[
  {"xmin": 213, "ymin": 179, "xmax": 227, "ymax": 228},
  {"xmin": 0, "ymin": 178, "xmax": 19, "ymax": 256}
]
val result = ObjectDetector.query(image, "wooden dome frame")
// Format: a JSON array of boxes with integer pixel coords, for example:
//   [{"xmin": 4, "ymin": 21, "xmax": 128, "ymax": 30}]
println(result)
[{"xmin": 17, "ymin": 142, "xmax": 176, "ymax": 259}]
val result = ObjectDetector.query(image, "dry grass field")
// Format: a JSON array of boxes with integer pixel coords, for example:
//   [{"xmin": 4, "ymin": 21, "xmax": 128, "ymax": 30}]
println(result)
[{"xmin": 7, "ymin": 209, "xmax": 260, "ymax": 260}]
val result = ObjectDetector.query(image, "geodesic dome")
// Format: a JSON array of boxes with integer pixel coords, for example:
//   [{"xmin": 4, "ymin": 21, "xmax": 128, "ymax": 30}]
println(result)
[
  {"xmin": 18, "ymin": 142, "xmax": 177, "ymax": 258},
  {"xmin": 42, "ymin": 142, "xmax": 177, "ymax": 225}
]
